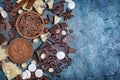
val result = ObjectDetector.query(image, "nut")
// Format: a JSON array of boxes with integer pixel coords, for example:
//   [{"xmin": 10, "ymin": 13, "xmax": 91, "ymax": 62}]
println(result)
[
  {"xmin": 48, "ymin": 68, "xmax": 54, "ymax": 73},
  {"xmin": 18, "ymin": 9, "xmax": 23, "ymax": 14},
  {"xmin": 31, "ymin": 60, "xmax": 36, "ymax": 64},
  {"xmin": 40, "ymin": 53, "xmax": 46, "ymax": 59},
  {"xmin": 55, "ymin": 29, "xmax": 60, "ymax": 34},
  {"xmin": 33, "ymin": 38, "xmax": 39, "ymax": 43},
  {"xmin": 21, "ymin": 63, "xmax": 27, "ymax": 68}
]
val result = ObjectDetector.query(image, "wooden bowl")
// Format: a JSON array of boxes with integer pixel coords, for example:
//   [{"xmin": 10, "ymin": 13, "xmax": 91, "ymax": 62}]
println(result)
[{"xmin": 16, "ymin": 11, "xmax": 44, "ymax": 39}]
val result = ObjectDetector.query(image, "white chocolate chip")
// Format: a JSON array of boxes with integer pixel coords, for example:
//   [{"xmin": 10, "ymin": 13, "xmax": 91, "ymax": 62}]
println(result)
[
  {"xmin": 33, "ymin": 38, "xmax": 39, "ymax": 43},
  {"xmin": 61, "ymin": 30, "xmax": 67, "ymax": 36},
  {"xmin": 68, "ymin": 1, "xmax": 75, "ymax": 9},
  {"xmin": 0, "ymin": 7, "xmax": 3, "ymax": 12},
  {"xmin": 21, "ymin": 72, "xmax": 27, "ymax": 79},
  {"xmin": 28, "ymin": 64, "xmax": 37, "ymax": 72},
  {"xmin": 1, "ymin": 10, "xmax": 8, "ymax": 18},
  {"xmin": 48, "ymin": 68, "xmax": 54, "ymax": 73},
  {"xmin": 31, "ymin": 60, "xmax": 36, "ymax": 64},
  {"xmin": 21, "ymin": 63, "xmax": 27, "ymax": 68},
  {"xmin": 25, "ymin": 70, "xmax": 31, "ymax": 79},
  {"xmin": 18, "ymin": 9, "xmax": 23, "ymax": 14},
  {"xmin": 56, "ymin": 51, "xmax": 66, "ymax": 60},
  {"xmin": 35, "ymin": 69, "xmax": 43, "ymax": 78},
  {"xmin": 41, "ymin": 53, "xmax": 46, "ymax": 59}
]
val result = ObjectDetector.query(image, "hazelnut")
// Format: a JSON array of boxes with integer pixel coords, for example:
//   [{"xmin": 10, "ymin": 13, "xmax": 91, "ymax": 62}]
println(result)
[
  {"xmin": 21, "ymin": 63, "xmax": 27, "ymax": 68},
  {"xmin": 41, "ymin": 53, "xmax": 46, "ymax": 59},
  {"xmin": 33, "ymin": 38, "xmax": 39, "ymax": 43},
  {"xmin": 55, "ymin": 29, "xmax": 60, "ymax": 34},
  {"xmin": 48, "ymin": 68, "xmax": 54, "ymax": 73}
]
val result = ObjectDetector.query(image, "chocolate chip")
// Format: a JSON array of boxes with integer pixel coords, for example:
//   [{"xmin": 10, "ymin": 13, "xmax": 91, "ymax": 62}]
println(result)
[
  {"xmin": 62, "ymin": 34, "xmax": 73, "ymax": 44},
  {"xmin": 43, "ymin": 28, "xmax": 49, "ymax": 33},
  {"xmin": 44, "ymin": 18, "xmax": 50, "ymax": 24}
]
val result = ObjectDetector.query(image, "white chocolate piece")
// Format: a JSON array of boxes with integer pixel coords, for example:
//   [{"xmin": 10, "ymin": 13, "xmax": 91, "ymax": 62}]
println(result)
[
  {"xmin": 56, "ymin": 51, "xmax": 65, "ymax": 60},
  {"xmin": 25, "ymin": 70, "xmax": 31, "ymax": 79},
  {"xmin": 35, "ymin": 69, "xmax": 43, "ymax": 78},
  {"xmin": 48, "ymin": 68, "xmax": 54, "ymax": 73},
  {"xmin": 54, "ymin": 15, "xmax": 61, "ymax": 24},
  {"xmin": 68, "ymin": 1, "xmax": 75, "ymax": 9},
  {"xmin": 61, "ymin": 30, "xmax": 67, "ymax": 36},
  {"xmin": 28, "ymin": 64, "xmax": 37, "ymax": 72},
  {"xmin": 0, "ymin": 7, "xmax": 3, "ymax": 12},
  {"xmin": 40, "ymin": 32, "xmax": 50, "ymax": 42},
  {"xmin": 18, "ymin": 9, "xmax": 23, "ymax": 14},
  {"xmin": 0, "ymin": 41, "xmax": 8, "ymax": 61},
  {"xmin": 33, "ymin": 0, "xmax": 46, "ymax": 14},
  {"xmin": 1, "ymin": 10, "xmax": 8, "ymax": 18},
  {"xmin": 2, "ymin": 61, "xmax": 22, "ymax": 80},
  {"xmin": 45, "ymin": 0, "xmax": 54, "ymax": 9},
  {"xmin": 40, "ymin": 53, "xmax": 46, "ymax": 59},
  {"xmin": 31, "ymin": 60, "xmax": 36, "ymax": 64},
  {"xmin": 33, "ymin": 38, "xmax": 39, "ymax": 43},
  {"xmin": 21, "ymin": 63, "xmax": 27, "ymax": 68}
]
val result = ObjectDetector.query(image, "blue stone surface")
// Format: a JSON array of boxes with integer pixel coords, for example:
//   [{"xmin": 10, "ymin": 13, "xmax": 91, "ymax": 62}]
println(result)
[{"xmin": 0, "ymin": 0, "xmax": 120, "ymax": 80}]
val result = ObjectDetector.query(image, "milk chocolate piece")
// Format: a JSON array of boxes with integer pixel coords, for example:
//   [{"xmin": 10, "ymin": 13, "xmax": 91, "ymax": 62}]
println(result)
[
  {"xmin": 62, "ymin": 34, "xmax": 73, "ymax": 44},
  {"xmin": 0, "ymin": 33, "xmax": 7, "ymax": 45}
]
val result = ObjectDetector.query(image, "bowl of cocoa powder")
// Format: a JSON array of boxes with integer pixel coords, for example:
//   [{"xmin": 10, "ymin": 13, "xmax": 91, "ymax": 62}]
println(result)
[{"xmin": 16, "ymin": 11, "xmax": 44, "ymax": 39}]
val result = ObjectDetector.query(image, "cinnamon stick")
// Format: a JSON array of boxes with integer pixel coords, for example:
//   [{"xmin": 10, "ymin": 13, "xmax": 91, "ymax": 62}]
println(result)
[
  {"xmin": 26, "ymin": 0, "xmax": 36, "ymax": 9},
  {"xmin": 12, "ymin": 0, "xmax": 29, "ymax": 12}
]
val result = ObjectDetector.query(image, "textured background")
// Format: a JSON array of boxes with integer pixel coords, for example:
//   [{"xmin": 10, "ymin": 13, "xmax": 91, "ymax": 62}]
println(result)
[{"xmin": 0, "ymin": 0, "xmax": 120, "ymax": 80}]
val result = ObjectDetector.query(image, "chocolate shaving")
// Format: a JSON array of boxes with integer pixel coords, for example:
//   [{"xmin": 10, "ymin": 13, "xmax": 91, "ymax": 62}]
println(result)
[{"xmin": 26, "ymin": 0, "xmax": 36, "ymax": 9}]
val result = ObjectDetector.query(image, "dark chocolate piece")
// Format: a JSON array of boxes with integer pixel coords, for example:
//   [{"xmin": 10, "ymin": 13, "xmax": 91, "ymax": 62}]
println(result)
[
  {"xmin": 62, "ymin": 34, "xmax": 73, "ymax": 44},
  {"xmin": 51, "ymin": 1, "xmax": 65, "ymax": 16},
  {"xmin": 59, "ymin": 22, "xmax": 68, "ymax": 29}
]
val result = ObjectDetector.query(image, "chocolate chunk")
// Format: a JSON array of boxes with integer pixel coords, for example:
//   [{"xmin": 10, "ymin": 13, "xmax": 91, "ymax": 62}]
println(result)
[
  {"xmin": 68, "ymin": 48, "xmax": 76, "ymax": 53},
  {"xmin": 47, "ymin": 14, "xmax": 54, "ymax": 23},
  {"xmin": 43, "ymin": 28, "xmax": 49, "ymax": 33},
  {"xmin": 8, "ymin": 31, "xmax": 15, "ymax": 39},
  {"xmin": 51, "ymin": 1, "xmax": 65, "ymax": 16},
  {"xmin": 62, "ymin": 34, "xmax": 73, "ymax": 44},
  {"xmin": 0, "ymin": 33, "xmax": 7, "ymax": 45},
  {"xmin": 59, "ymin": 22, "xmax": 68, "ymax": 29},
  {"xmin": 0, "ymin": 61, "xmax": 2, "ymax": 70}
]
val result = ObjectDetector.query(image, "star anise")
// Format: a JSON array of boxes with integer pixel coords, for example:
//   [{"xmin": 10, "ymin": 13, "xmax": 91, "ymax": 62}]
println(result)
[{"xmin": 63, "ymin": 9, "xmax": 74, "ymax": 20}]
